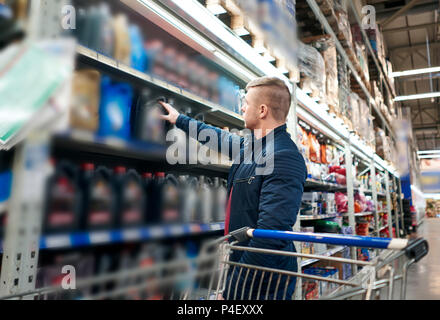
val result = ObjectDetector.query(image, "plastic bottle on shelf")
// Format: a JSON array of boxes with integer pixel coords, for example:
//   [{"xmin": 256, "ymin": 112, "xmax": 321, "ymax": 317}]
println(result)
[
  {"xmin": 144, "ymin": 38, "xmax": 165, "ymax": 77},
  {"xmin": 129, "ymin": 24, "xmax": 148, "ymax": 72},
  {"xmin": 198, "ymin": 176, "xmax": 213, "ymax": 223},
  {"xmin": 179, "ymin": 175, "xmax": 199, "ymax": 223},
  {"xmin": 96, "ymin": 3, "xmax": 115, "ymax": 58},
  {"xmin": 81, "ymin": 165, "xmax": 117, "ymax": 230},
  {"xmin": 113, "ymin": 167, "xmax": 145, "ymax": 227},
  {"xmin": 98, "ymin": 76, "xmax": 133, "ymax": 141},
  {"xmin": 133, "ymin": 91, "xmax": 167, "ymax": 145},
  {"xmin": 152, "ymin": 173, "xmax": 180, "ymax": 224},
  {"xmin": 162, "ymin": 46, "xmax": 178, "ymax": 84},
  {"xmin": 69, "ymin": 69, "xmax": 101, "ymax": 133},
  {"xmin": 175, "ymin": 52, "xmax": 189, "ymax": 90},
  {"xmin": 213, "ymin": 178, "xmax": 227, "ymax": 222},
  {"xmin": 113, "ymin": 13, "xmax": 131, "ymax": 65},
  {"xmin": 141, "ymin": 172, "xmax": 153, "ymax": 223},
  {"xmin": 43, "ymin": 160, "xmax": 82, "ymax": 234}
]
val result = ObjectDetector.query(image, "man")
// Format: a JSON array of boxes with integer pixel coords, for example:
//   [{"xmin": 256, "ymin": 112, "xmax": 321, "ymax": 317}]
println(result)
[{"xmin": 159, "ymin": 76, "xmax": 307, "ymax": 300}]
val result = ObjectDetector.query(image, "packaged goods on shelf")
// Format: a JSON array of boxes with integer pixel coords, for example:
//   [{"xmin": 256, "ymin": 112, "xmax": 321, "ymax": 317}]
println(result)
[
  {"xmin": 347, "ymin": 92, "xmax": 360, "ymax": 133},
  {"xmin": 358, "ymin": 98, "xmax": 370, "ymax": 142},
  {"xmin": 303, "ymin": 267, "xmax": 339, "ymax": 298},
  {"xmin": 426, "ymin": 200, "xmax": 440, "ymax": 218},
  {"xmin": 98, "ymin": 76, "xmax": 133, "ymax": 141},
  {"xmin": 357, "ymin": 248, "xmax": 371, "ymax": 261},
  {"xmin": 298, "ymin": 42, "xmax": 326, "ymax": 103},
  {"xmin": 300, "ymin": 227, "xmax": 315, "ymax": 254},
  {"xmin": 310, "ymin": 37, "xmax": 340, "ymax": 115},
  {"xmin": 69, "ymin": 70, "xmax": 101, "ymax": 132},
  {"xmin": 365, "ymin": 25, "xmax": 387, "ymax": 68},
  {"xmin": 354, "ymin": 42, "xmax": 370, "ymax": 84},
  {"xmin": 72, "ymin": 3, "xmax": 244, "ymax": 113},
  {"xmin": 333, "ymin": 1, "xmax": 353, "ymax": 49},
  {"xmin": 375, "ymin": 128, "xmax": 390, "ymax": 160},
  {"xmin": 335, "ymin": 192, "xmax": 348, "ymax": 213},
  {"xmin": 350, "ymin": 24, "xmax": 370, "ymax": 84},
  {"xmin": 234, "ymin": 0, "xmax": 298, "ymax": 65},
  {"xmin": 354, "ymin": 193, "xmax": 367, "ymax": 213}
]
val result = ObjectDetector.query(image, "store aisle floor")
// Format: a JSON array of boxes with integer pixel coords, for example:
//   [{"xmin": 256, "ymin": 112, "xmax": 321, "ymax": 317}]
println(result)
[{"xmin": 405, "ymin": 218, "xmax": 440, "ymax": 300}]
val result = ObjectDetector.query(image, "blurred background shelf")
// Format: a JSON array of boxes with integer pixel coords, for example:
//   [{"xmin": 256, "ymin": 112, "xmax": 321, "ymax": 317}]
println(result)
[
  {"xmin": 304, "ymin": 178, "xmax": 346, "ymax": 190},
  {"xmin": 300, "ymin": 245, "xmax": 346, "ymax": 267},
  {"xmin": 299, "ymin": 213, "xmax": 338, "ymax": 220}
]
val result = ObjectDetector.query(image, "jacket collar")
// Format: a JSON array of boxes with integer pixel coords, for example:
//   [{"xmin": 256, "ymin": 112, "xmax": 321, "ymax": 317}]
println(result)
[{"xmin": 251, "ymin": 123, "xmax": 287, "ymax": 142}]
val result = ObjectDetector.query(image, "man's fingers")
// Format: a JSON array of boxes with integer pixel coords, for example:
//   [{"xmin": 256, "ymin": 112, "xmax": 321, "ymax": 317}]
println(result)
[
  {"xmin": 158, "ymin": 100, "xmax": 171, "ymax": 113},
  {"xmin": 158, "ymin": 114, "xmax": 169, "ymax": 121}
]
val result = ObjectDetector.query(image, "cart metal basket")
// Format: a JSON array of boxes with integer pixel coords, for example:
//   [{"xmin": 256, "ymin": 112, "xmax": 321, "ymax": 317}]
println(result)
[{"xmin": 0, "ymin": 227, "xmax": 428, "ymax": 300}]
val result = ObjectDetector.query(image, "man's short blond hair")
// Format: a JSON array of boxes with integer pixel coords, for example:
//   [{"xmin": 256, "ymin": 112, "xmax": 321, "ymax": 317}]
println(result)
[{"xmin": 246, "ymin": 76, "xmax": 292, "ymax": 121}]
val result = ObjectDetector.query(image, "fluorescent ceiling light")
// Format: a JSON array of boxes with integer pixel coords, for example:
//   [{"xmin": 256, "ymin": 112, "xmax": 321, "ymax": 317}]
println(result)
[
  {"xmin": 206, "ymin": 4, "xmax": 227, "ymax": 15},
  {"xmin": 418, "ymin": 155, "xmax": 440, "ymax": 159},
  {"xmin": 394, "ymin": 92, "xmax": 440, "ymax": 101},
  {"xmin": 424, "ymin": 193, "xmax": 440, "ymax": 200},
  {"xmin": 391, "ymin": 66, "xmax": 440, "ymax": 78},
  {"xmin": 418, "ymin": 150, "xmax": 440, "ymax": 155}
]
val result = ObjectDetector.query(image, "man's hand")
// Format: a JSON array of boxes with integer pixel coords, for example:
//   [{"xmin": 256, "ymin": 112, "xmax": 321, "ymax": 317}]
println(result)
[{"xmin": 158, "ymin": 100, "xmax": 180, "ymax": 125}]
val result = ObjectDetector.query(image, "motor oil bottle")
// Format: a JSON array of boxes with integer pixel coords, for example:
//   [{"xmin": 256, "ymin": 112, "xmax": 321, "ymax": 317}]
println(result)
[
  {"xmin": 178, "ymin": 175, "xmax": 199, "ymax": 223},
  {"xmin": 213, "ymin": 178, "xmax": 227, "ymax": 222},
  {"xmin": 133, "ymin": 91, "xmax": 168, "ymax": 145},
  {"xmin": 141, "ymin": 172, "xmax": 153, "ymax": 224},
  {"xmin": 161, "ymin": 174, "xmax": 180, "ymax": 223},
  {"xmin": 198, "ymin": 176, "xmax": 213, "ymax": 223},
  {"xmin": 114, "ymin": 167, "xmax": 145, "ymax": 227},
  {"xmin": 81, "ymin": 164, "xmax": 117, "ymax": 230},
  {"xmin": 43, "ymin": 160, "xmax": 82, "ymax": 234}
]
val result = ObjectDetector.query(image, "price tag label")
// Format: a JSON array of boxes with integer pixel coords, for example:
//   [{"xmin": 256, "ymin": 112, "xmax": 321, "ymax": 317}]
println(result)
[
  {"xmin": 45, "ymin": 235, "xmax": 71, "ymax": 249},
  {"xmin": 149, "ymin": 227, "xmax": 165, "ymax": 238},
  {"xmin": 169, "ymin": 225, "xmax": 184, "ymax": 236},
  {"xmin": 211, "ymin": 224, "xmax": 222, "ymax": 231},
  {"xmin": 122, "ymin": 229, "xmax": 141, "ymax": 241},
  {"xmin": 190, "ymin": 224, "xmax": 202, "ymax": 233},
  {"xmin": 89, "ymin": 232, "xmax": 111, "ymax": 244}
]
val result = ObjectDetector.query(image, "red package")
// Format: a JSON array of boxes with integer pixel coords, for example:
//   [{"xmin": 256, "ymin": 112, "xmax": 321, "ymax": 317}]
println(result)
[
  {"xmin": 320, "ymin": 144, "xmax": 327, "ymax": 164},
  {"xmin": 335, "ymin": 173, "xmax": 346, "ymax": 185},
  {"xmin": 308, "ymin": 132, "xmax": 320, "ymax": 162},
  {"xmin": 335, "ymin": 192, "xmax": 348, "ymax": 213}
]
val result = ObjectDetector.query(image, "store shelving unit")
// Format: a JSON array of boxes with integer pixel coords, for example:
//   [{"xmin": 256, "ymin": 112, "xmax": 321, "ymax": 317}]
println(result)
[
  {"xmin": 300, "ymin": 245, "xmax": 346, "ymax": 267},
  {"xmin": 299, "ymin": 213, "xmax": 338, "ymax": 221},
  {"xmin": 76, "ymin": 44, "xmax": 245, "ymax": 129},
  {"xmin": 0, "ymin": 222, "xmax": 224, "ymax": 252},
  {"xmin": 0, "ymin": 0, "xmax": 407, "ymax": 300}
]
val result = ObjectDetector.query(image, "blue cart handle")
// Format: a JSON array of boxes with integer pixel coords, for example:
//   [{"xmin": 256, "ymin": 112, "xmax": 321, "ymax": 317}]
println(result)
[{"xmin": 235, "ymin": 228, "xmax": 409, "ymax": 250}]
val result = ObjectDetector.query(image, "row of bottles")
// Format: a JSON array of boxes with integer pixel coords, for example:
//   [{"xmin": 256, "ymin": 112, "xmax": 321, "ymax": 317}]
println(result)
[{"xmin": 43, "ymin": 160, "xmax": 228, "ymax": 234}]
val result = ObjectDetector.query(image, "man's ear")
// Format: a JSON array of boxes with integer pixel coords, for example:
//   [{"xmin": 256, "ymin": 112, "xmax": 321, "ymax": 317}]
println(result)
[{"xmin": 259, "ymin": 104, "xmax": 269, "ymax": 119}]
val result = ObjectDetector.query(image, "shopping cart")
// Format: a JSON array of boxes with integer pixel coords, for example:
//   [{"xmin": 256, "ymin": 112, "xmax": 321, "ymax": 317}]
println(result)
[{"xmin": 0, "ymin": 227, "xmax": 428, "ymax": 300}]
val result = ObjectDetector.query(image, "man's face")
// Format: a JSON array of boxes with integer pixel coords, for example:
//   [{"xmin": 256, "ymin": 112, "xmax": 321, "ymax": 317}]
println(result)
[{"xmin": 241, "ymin": 88, "xmax": 260, "ymax": 130}]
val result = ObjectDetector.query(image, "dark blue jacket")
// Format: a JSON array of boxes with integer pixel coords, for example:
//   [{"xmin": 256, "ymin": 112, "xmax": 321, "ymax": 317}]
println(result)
[{"xmin": 175, "ymin": 115, "xmax": 307, "ymax": 300}]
